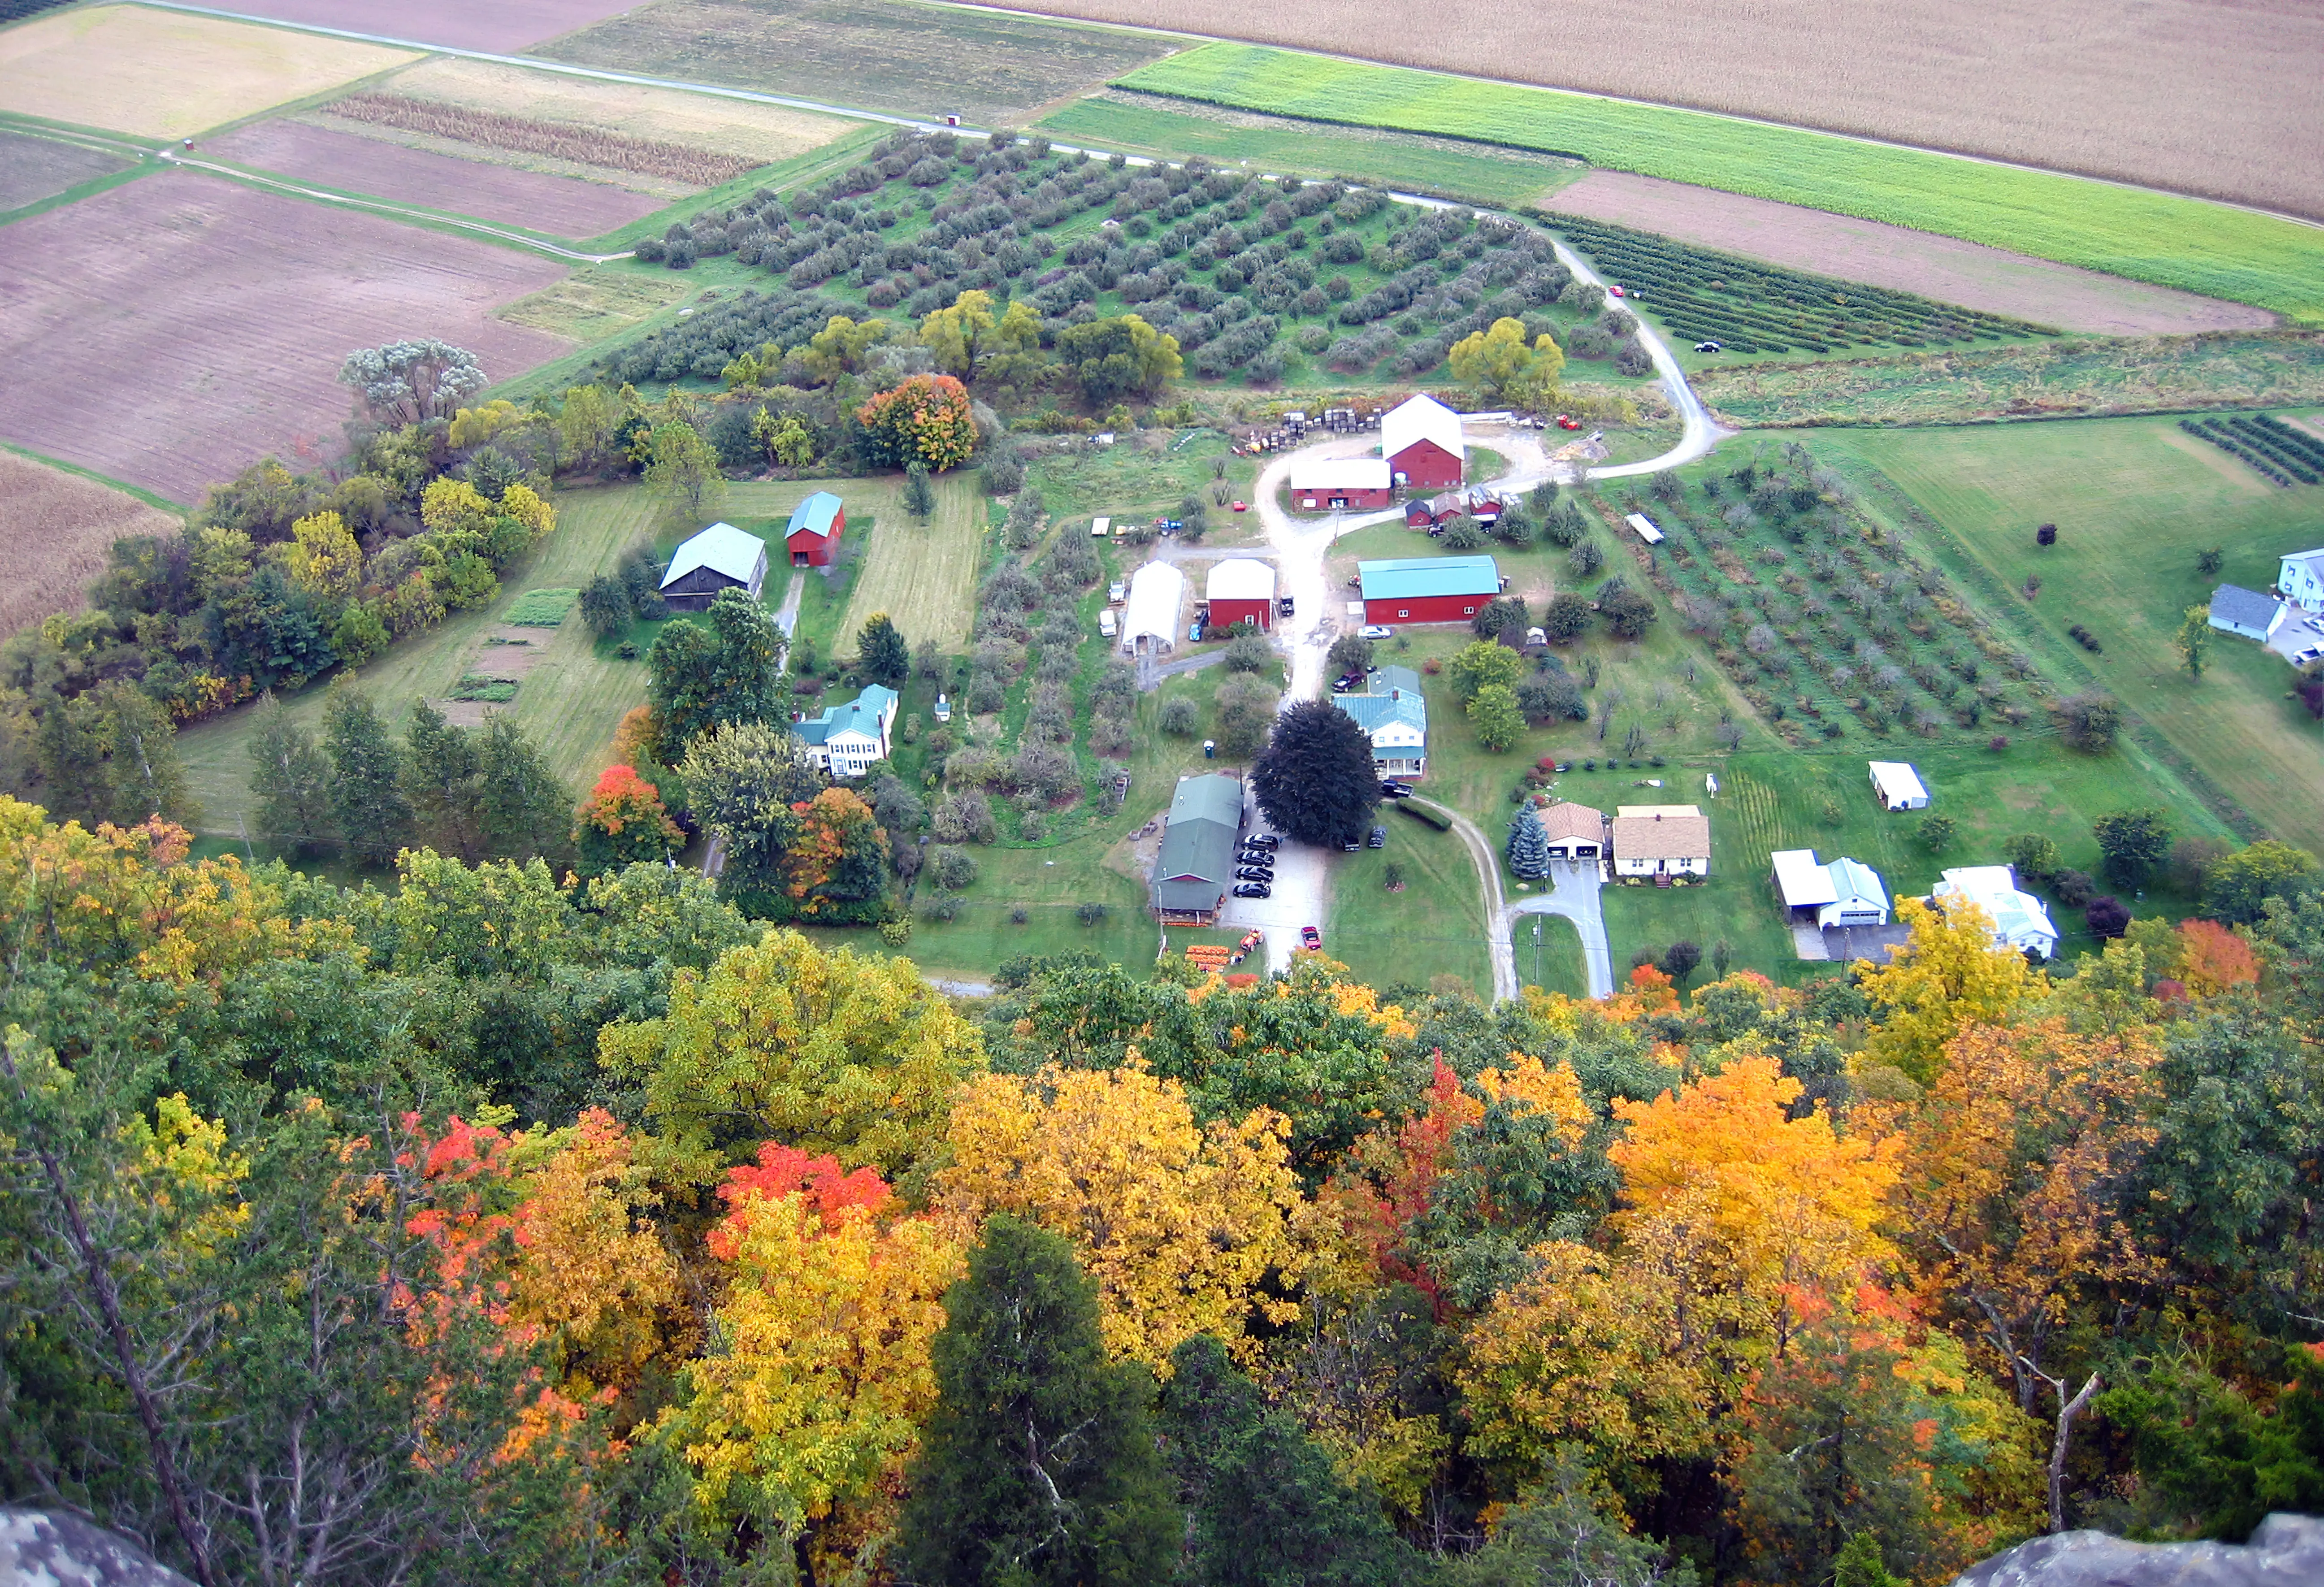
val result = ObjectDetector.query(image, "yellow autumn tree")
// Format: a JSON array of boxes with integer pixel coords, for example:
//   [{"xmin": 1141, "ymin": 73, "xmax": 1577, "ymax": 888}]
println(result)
[
  {"xmin": 503, "ymin": 1109, "xmax": 681, "ymax": 1403},
  {"xmin": 1855, "ymin": 896, "xmax": 2042, "ymax": 1083},
  {"xmin": 939, "ymin": 1060, "xmax": 1316, "ymax": 1372},
  {"xmin": 666, "ymin": 1174, "xmax": 963, "ymax": 1565},
  {"xmin": 282, "ymin": 510, "xmax": 363, "ymax": 599},
  {"xmin": 420, "ymin": 475, "xmax": 496, "ymax": 536},
  {"xmin": 1611, "ymin": 1055, "xmax": 1901, "ymax": 1328},
  {"xmin": 498, "ymin": 481, "xmax": 555, "ymax": 540},
  {"xmin": 597, "ymin": 929, "xmax": 984, "ymax": 1183}
]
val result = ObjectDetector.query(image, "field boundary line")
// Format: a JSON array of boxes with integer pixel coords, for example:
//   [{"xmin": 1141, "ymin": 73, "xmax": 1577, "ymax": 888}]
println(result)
[
  {"xmin": 152, "ymin": 149, "xmax": 633, "ymax": 261},
  {"xmin": 0, "ymin": 439, "xmax": 189, "ymax": 514}
]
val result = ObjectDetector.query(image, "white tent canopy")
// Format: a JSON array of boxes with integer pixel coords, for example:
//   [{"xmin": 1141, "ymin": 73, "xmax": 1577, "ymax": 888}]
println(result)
[
  {"xmin": 1120, "ymin": 561, "xmax": 1187, "ymax": 654},
  {"xmin": 1206, "ymin": 558, "xmax": 1276, "ymax": 602},
  {"xmin": 1869, "ymin": 761, "xmax": 1930, "ymax": 811}
]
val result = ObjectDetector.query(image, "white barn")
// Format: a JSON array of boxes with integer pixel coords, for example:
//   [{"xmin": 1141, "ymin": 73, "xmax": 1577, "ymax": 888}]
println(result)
[
  {"xmin": 1869, "ymin": 761, "xmax": 1930, "ymax": 811},
  {"xmin": 1934, "ymin": 865, "xmax": 2060, "ymax": 959},
  {"xmin": 1119, "ymin": 561, "xmax": 1187, "ymax": 656}
]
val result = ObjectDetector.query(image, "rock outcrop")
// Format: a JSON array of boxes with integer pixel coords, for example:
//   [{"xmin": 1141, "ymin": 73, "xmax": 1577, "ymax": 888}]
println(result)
[
  {"xmin": 1953, "ymin": 1513, "xmax": 2324, "ymax": 1587},
  {"xmin": 0, "ymin": 1509, "xmax": 196, "ymax": 1587}
]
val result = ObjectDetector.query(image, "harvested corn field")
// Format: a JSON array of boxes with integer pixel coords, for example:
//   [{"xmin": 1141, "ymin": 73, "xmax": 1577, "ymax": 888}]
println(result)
[
  {"xmin": 0, "ymin": 449, "xmax": 179, "ymax": 640},
  {"xmin": 327, "ymin": 95, "xmax": 754, "ymax": 187},
  {"xmin": 0, "ymin": 5, "xmax": 417, "ymax": 140},
  {"xmin": 373, "ymin": 57, "xmax": 854, "ymax": 173},
  {"xmin": 495, "ymin": 268, "xmax": 692, "ymax": 340}
]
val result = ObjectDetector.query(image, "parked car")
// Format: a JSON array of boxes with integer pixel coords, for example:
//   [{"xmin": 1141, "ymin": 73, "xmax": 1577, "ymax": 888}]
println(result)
[
  {"xmin": 1234, "ymin": 883, "xmax": 1271, "ymax": 898},
  {"xmin": 1108, "ymin": 581, "xmax": 1127, "ymax": 603},
  {"xmin": 1300, "ymin": 925, "xmax": 1322, "ymax": 951},
  {"xmin": 1693, "ymin": 340, "xmax": 1724, "ymax": 353},
  {"xmin": 1278, "ymin": 595, "xmax": 1295, "ymax": 617},
  {"xmin": 1342, "ymin": 835, "xmax": 1361, "ymax": 852},
  {"xmin": 1231, "ymin": 500, "xmax": 1249, "ymax": 513},
  {"xmin": 1331, "ymin": 671, "xmax": 1365, "ymax": 694},
  {"xmin": 1379, "ymin": 780, "xmax": 1413, "ymax": 799},
  {"xmin": 1236, "ymin": 868, "xmax": 1274, "ymax": 883},
  {"xmin": 1189, "ymin": 621, "xmax": 1203, "ymax": 642},
  {"xmin": 1367, "ymin": 826, "xmax": 1386, "ymax": 848},
  {"xmin": 1608, "ymin": 284, "xmax": 1626, "ymax": 298},
  {"xmin": 1243, "ymin": 834, "xmax": 1279, "ymax": 849},
  {"xmin": 1359, "ymin": 624, "xmax": 1393, "ymax": 640}
]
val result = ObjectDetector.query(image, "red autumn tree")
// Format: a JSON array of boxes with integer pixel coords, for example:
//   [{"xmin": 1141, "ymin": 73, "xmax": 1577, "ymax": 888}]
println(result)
[{"xmin": 572, "ymin": 763, "xmax": 683, "ymax": 876}]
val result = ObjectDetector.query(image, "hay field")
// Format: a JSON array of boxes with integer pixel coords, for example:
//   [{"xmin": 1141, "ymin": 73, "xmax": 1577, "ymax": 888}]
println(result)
[
  {"xmin": 378, "ymin": 56, "xmax": 852, "ymax": 168},
  {"xmin": 838, "ymin": 474, "xmax": 981, "ymax": 651},
  {"xmin": 1122, "ymin": 44, "xmax": 2324, "ymax": 324},
  {"xmin": 0, "ymin": 450, "xmax": 179, "ymax": 639},
  {"xmin": 1815, "ymin": 419, "xmax": 2324, "ymax": 854},
  {"xmin": 0, "ymin": 170, "xmax": 570, "ymax": 505},
  {"xmin": 532, "ymin": 0, "xmax": 1173, "ymax": 125},
  {"xmin": 1544, "ymin": 173, "xmax": 2277, "ymax": 337},
  {"xmin": 0, "ymin": 6, "xmax": 417, "ymax": 139},
  {"xmin": 496, "ymin": 268, "xmax": 693, "ymax": 339},
  {"xmin": 1018, "ymin": 0, "xmax": 2323, "ymax": 221}
]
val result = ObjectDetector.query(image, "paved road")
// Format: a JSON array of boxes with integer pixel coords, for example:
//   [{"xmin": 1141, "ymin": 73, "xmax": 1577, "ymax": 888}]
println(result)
[
  {"xmin": 1506, "ymin": 861, "xmax": 1614, "ymax": 997},
  {"xmin": 1213, "ymin": 808, "xmax": 1329, "ymax": 974}
]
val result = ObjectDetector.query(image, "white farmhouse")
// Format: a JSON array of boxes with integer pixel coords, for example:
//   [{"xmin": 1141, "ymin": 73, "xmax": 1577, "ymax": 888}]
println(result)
[
  {"xmin": 1331, "ymin": 665, "xmax": 1427, "ymax": 779},
  {"xmin": 1932, "ymin": 865, "xmax": 2060, "ymax": 959},
  {"xmin": 1611, "ymin": 805, "xmax": 1711, "ymax": 878},
  {"xmin": 792, "ymin": 685, "xmax": 896, "ymax": 779},
  {"xmin": 2279, "ymin": 547, "xmax": 2324, "ymax": 613}
]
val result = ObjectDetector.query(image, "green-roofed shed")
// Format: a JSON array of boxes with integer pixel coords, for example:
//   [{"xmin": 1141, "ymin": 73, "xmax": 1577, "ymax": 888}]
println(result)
[{"xmin": 1153, "ymin": 773, "xmax": 1244, "ymax": 923}]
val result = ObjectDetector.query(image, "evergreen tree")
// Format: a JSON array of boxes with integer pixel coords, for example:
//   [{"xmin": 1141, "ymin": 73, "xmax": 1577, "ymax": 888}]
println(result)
[
  {"xmin": 1250, "ymin": 699, "xmax": 1380, "ymax": 848},
  {"xmin": 98, "ymin": 681, "xmax": 201, "ymax": 829},
  {"xmin": 903, "ymin": 460, "xmax": 937, "ymax": 518},
  {"xmin": 898, "ymin": 1213, "xmax": 1177, "ymax": 1587},
  {"xmin": 1159, "ymin": 1334, "xmax": 1416, "ymax": 1587},
  {"xmin": 247, "ymin": 690, "xmax": 333, "ymax": 854},
  {"xmin": 857, "ymin": 611, "xmax": 911, "ymax": 687},
  {"xmin": 404, "ymin": 697, "xmax": 485, "ymax": 862},
  {"xmin": 475, "ymin": 714, "xmax": 570, "ymax": 863},
  {"xmin": 323, "ymin": 683, "xmax": 415, "ymax": 865},
  {"xmin": 1507, "ymin": 804, "xmax": 1552, "ymax": 880}
]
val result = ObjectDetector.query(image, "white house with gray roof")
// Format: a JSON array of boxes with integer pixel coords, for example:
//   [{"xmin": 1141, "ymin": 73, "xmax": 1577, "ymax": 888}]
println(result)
[
  {"xmin": 2282, "ymin": 547, "xmax": 2324, "ymax": 613},
  {"xmin": 1331, "ymin": 665, "xmax": 1428, "ymax": 778}
]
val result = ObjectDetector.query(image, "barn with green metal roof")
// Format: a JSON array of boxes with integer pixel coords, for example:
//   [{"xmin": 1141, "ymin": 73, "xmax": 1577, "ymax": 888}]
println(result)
[{"xmin": 1357, "ymin": 555, "xmax": 1502, "ymax": 625}]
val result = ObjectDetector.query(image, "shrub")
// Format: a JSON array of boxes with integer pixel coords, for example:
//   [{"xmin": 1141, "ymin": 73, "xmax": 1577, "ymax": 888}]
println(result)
[
  {"xmin": 2085, "ymin": 895, "xmax": 2132, "ymax": 938},
  {"xmin": 2035, "ymin": 523, "xmax": 2058, "ymax": 546},
  {"xmin": 918, "ymin": 893, "xmax": 960, "ymax": 922},
  {"xmin": 1916, "ymin": 813, "xmax": 1957, "ymax": 853},
  {"xmin": 1009, "ymin": 906, "xmax": 1029, "ymax": 924},
  {"xmin": 2052, "ymin": 868, "xmax": 2099, "ymax": 907},
  {"xmin": 1076, "ymin": 901, "xmax": 1108, "ymax": 926},
  {"xmin": 1159, "ymin": 697, "xmax": 1200, "ymax": 735}
]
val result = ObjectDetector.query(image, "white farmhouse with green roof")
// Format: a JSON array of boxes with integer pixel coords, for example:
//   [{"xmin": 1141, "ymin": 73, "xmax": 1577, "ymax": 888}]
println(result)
[{"xmin": 791, "ymin": 685, "xmax": 896, "ymax": 780}]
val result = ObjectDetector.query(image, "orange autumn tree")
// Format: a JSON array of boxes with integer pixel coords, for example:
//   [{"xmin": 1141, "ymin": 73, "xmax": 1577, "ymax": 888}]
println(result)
[
  {"xmin": 780, "ymin": 786, "xmax": 891, "ymax": 923},
  {"xmin": 663, "ymin": 1146, "xmax": 963, "ymax": 1571},
  {"xmin": 2177, "ymin": 917, "xmax": 2260, "ymax": 995},
  {"xmin": 572, "ymin": 763, "xmax": 683, "ymax": 876}
]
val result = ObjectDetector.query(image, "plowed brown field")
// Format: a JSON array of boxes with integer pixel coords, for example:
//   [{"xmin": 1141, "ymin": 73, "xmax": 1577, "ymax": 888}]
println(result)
[
  {"xmin": 0, "ymin": 170, "xmax": 571, "ymax": 506},
  {"xmin": 206, "ymin": 120, "xmax": 662, "ymax": 238},
  {"xmin": 999, "ymin": 0, "xmax": 2324, "ymax": 220},
  {"xmin": 209, "ymin": 0, "xmax": 644, "ymax": 52},
  {"xmin": 0, "ymin": 450, "xmax": 180, "ymax": 640},
  {"xmin": 1542, "ymin": 172, "xmax": 2278, "ymax": 335}
]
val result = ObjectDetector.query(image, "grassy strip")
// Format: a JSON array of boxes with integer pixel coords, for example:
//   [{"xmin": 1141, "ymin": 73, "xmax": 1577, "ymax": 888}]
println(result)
[
  {"xmin": 1119, "ymin": 43, "xmax": 2324, "ymax": 323},
  {"xmin": 0, "ymin": 437, "xmax": 189, "ymax": 514}
]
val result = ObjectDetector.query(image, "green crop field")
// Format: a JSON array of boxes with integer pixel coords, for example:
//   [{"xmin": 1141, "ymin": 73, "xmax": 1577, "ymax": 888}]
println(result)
[
  {"xmin": 176, "ymin": 482, "xmax": 673, "ymax": 834},
  {"xmin": 1810, "ymin": 417, "xmax": 2324, "ymax": 855},
  {"xmin": 838, "ymin": 471, "xmax": 984, "ymax": 652},
  {"xmin": 1035, "ymin": 95, "xmax": 1577, "ymax": 209},
  {"xmin": 1119, "ymin": 44, "xmax": 2324, "ymax": 323}
]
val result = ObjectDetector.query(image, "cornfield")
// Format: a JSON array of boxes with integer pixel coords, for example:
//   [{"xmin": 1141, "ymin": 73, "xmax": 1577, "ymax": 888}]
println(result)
[
  {"xmin": 328, "ymin": 94, "xmax": 753, "ymax": 187},
  {"xmin": 0, "ymin": 452, "xmax": 180, "ymax": 641}
]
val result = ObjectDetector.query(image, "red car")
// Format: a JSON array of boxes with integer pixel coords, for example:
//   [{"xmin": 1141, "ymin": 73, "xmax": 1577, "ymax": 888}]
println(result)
[
  {"xmin": 1300, "ymin": 925, "xmax": 1322, "ymax": 951},
  {"xmin": 1555, "ymin": 415, "xmax": 1582, "ymax": 431},
  {"xmin": 1231, "ymin": 500, "xmax": 1249, "ymax": 513},
  {"xmin": 1608, "ymin": 284, "xmax": 1626, "ymax": 298}
]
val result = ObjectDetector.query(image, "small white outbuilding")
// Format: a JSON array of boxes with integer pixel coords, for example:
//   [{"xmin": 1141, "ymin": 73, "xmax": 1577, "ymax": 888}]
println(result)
[
  {"xmin": 1869, "ymin": 761, "xmax": 1930, "ymax": 811},
  {"xmin": 1119, "ymin": 561, "xmax": 1187, "ymax": 656}
]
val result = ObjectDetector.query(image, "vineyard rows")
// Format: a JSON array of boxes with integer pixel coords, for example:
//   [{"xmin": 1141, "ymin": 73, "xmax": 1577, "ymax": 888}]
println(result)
[
  {"xmin": 1543, "ymin": 214, "xmax": 2051, "ymax": 354},
  {"xmin": 2181, "ymin": 413, "xmax": 2324, "ymax": 486}
]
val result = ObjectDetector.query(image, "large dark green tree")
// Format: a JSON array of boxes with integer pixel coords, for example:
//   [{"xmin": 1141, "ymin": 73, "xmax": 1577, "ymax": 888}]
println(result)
[
  {"xmin": 898, "ymin": 1214, "xmax": 1177, "ymax": 1587},
  {"xmin": 247, "ymin": 690, "xmax": 333, "ymax": 854},
  {"xmin": 405, "ymin": 697, "xmax": 486, "ymax": 862},
  {"xmin": 2092, "ymin": 807, "xmax": 2173, "ymax": 888},
  {"xmin": 322, "ymin": 684, "xmax": 415, "ymax": 866},
  {"xmin": 1251, "ymin": 699, "xmax": 1380, "ymax": 847},
  {"xmin": 856, "ymin": 611, "xmax": 911, "ymax": 687},
  {"xmin": 1158, "ymin": 1334, "xmax": 1417, "ymax": 1587},
  {"xmin": 476, "ymin": 713, "xmax": 571, "ymax": 864},
  {"xmin": 648, "ymin": 587, "xmax": 787, "ymax": 753}
]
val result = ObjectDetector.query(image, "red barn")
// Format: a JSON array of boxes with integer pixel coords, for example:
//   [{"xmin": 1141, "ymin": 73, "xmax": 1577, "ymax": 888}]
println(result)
[
  {"xmin": 785, "ymin": 491, "xmax": 845, "ymax": 567},
  {"xmin": 1205, "ymin": 558, "xmax": 1277, "ymax": 631},
  {"xmin": 1358, "ymin": 555, "xmax": 1502, "ymax": 626},
  {"xmin": 1289, "ymin": 456, "xmax": 1393, "ymax": 510},
  {"xmin": 1381, "ymin": 394, "xmax": 1465, "ymax": 489}
]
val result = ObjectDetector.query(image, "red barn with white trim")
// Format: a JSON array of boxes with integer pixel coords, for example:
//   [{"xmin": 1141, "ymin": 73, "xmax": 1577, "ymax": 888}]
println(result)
[
  {"xmin": 1289, "ymin": 457, "xmax": 1392, "ymax": 510},
  {"xmin": 785, "ymin": 491, "xmax": 845, "ymax": 568},
  {"xmin": 1380, "ymin": 394, "xmax": 1465, "ymax": 489},
  {"xmin": 1205, "ymin": 558, "xmax": 1277, "ymax": 631},
  {"xmin": 1358, "ymin": 555, "xmax": 1502, "ymax": 625}
]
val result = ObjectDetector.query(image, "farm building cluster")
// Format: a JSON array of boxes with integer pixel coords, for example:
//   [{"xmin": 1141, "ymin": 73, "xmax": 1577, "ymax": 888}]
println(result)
[{"xmin": 2206, "ymin": 545, "xmax": 2324, "ymax": 667}]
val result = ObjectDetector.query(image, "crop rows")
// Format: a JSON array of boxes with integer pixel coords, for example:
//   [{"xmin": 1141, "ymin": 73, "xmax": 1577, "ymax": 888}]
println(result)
[
  {"xmin": 1630, "ymin": 445, "xmax": 2051, "ymax": 747},
  {"xmin": 2181, "ymin": 415, "xmax": 2324, "ymax": 486},
  {"xmin": 1545, "ymin": 215, "xmax": 2046, "ymax": 354},
  {"xmin": 1117, "ymin": 43, "xmax": 2324, "ymax": 323},
  {"xmin": 328, "ymin": 94, "xmax": 754, "ymax": 187}
]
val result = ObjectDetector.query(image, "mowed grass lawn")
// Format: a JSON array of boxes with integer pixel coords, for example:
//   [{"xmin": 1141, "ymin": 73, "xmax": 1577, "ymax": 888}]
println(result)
[
  {"xmin": 1328, "ymin": 812, "xmax": 1493, "ymax": 999},
  {"xmin": 1119, "ymin": 44, "xmax": 2324, "ymax": 322},
  {"xmin": 1814, "ymin": 418, "xmax": 2324, "ymax": 854},
  {"xmin": 837, "ymin": 470, "xmax": 981, "ymax": 652},
  {"xmin": 181, "ymin": 481, "xmax": 727, "ymax": 834}
]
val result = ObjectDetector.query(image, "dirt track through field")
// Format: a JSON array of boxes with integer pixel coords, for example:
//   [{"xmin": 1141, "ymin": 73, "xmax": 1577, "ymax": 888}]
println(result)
[
  {"xmin": 1542, "ymin": 171, "xmax": 2276, "ymax": 335},
  {"xmin": 0, "ymin": 169, "xmax": 572, "ymax": 505},
  {"xmin": 207, "ymin": 119, "xmax": 662, "ymax": 238}
]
